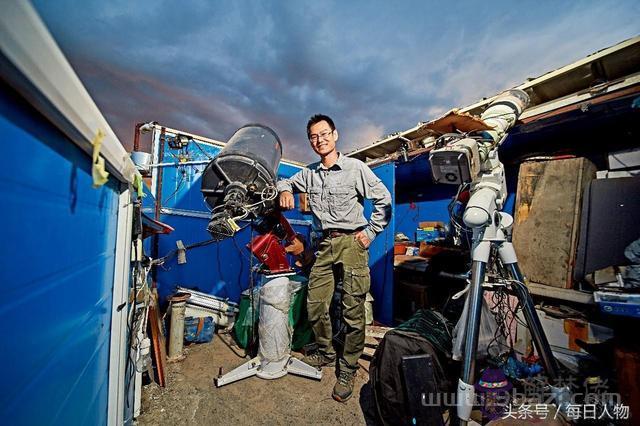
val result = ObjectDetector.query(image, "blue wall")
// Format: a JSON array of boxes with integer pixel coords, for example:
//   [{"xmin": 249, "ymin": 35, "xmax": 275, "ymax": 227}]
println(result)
[
  {"xmin": 0, "ymin": 82, "xmax": 119, "ymax": 424},
  {"xmin": 367, "ymin": 162, "xmax": 396, "ymax": 325}
]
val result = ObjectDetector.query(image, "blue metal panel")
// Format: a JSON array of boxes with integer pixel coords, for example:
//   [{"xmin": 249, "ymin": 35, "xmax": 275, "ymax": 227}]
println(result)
[
  {"xmin": 393, "ymin": 156, "xmax": 457, "ymax": 244},
  {"xmin": 366, "ymin": 162, "xmax": 395, "ymax": 325},
  {"xmin": 0, "ymin": 82, "xmax": 118, "ymax": 424},
  {"xmin": 155, "ymin": 214, "xmax": 311, "ymax": 303},
  {"xmin": 156, "ymin": 214, "xmax": 253, "ymax": 302}
]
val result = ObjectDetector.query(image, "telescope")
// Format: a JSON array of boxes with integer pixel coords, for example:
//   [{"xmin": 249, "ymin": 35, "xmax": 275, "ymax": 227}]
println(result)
[
  {"xmin": 200, "ymin": 124, "xmax": 320, "ymax": 386},
  {"xmin": 201, "ymin": 124, "xmax": 281, "ymax": 240},
  {"xmin": 429, "ymin": 90, "xmax": 570, "ymax": 423}
]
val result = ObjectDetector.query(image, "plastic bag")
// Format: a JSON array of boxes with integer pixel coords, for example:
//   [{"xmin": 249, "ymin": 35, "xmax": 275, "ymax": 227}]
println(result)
[
  {"xmin": 258, "ymin": 277, "xmax": 293, "ymax": 362},
  {"xmin": 233, "ymin": 286, "xmax": 260, "ymax": 348},
  {"xmin": 623, "ymin": 238, "xmax": 640, "ymax": 289},
  {"xmin": 452, "ymin": 294, "xmax": 501, "ymax": 361},
  {"xmin": 184, "ymin": 316, "xmax": 215, "ymax": 343}
]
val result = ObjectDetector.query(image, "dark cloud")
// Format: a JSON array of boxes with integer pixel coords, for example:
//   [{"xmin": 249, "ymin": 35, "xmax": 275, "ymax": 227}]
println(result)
[{"xmin": 33, "ymin": 0, "xmax": 640, "ymax": 163}]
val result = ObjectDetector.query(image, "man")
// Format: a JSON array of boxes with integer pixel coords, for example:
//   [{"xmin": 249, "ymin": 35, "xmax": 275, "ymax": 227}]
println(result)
[{"xmin": 277, "ymin": 114, "xmax": 392, "ymax": 402}]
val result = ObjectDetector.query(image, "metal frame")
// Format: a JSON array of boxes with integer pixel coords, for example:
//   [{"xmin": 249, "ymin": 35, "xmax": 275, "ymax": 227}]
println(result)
[{"xmin": 107, "ymin": 186, "xmax": 134, "ymax": 426}]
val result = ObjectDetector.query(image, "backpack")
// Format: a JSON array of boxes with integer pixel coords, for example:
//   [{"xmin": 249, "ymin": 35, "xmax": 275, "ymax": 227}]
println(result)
[{"xmin": 369, "ymin": 329, "xmax": 450, "ymax": 426}]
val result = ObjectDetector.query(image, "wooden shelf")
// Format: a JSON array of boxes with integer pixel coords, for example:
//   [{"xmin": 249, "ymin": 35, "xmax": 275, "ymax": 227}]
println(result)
[{"xmin": 527, "ymin": 282, "xmax": 594, "ymax": 305}]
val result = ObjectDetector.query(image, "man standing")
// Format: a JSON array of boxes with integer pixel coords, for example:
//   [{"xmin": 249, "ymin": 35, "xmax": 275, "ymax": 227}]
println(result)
[{"xmin": 277, "ymin": 114, "xmax": 392, "ymax": 402}]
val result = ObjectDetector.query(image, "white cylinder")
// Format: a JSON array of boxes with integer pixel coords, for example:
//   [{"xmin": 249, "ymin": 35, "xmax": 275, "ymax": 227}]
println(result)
[{"xmin": 167, "ymin": 294, "xmax": 189, "ymax": 360}]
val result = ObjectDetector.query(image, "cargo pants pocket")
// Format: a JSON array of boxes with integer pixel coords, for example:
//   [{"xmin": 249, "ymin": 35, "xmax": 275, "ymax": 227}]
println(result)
[
  {"xmin": 341, "ymin": 267, "xmax": 370, "ymax": 369},
  {"xmin": 342, "ymin": 266, "xmax": 370, "ymax": 328}
]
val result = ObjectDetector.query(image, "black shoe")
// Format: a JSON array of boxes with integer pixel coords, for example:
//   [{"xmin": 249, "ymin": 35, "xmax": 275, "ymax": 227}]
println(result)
[
  {"xmin": 302, "ymin": 352, "xmax": 335, "ymax": 368},
  {"xmin": 332, "ymin": 370, "xmax": 356, "ymax": 402}
]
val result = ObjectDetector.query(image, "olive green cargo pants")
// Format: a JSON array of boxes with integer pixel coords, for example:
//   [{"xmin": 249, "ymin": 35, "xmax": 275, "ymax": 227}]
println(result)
[{"xmin": 307, "ymin": 235, "xmax": 370, "ymax": 372}]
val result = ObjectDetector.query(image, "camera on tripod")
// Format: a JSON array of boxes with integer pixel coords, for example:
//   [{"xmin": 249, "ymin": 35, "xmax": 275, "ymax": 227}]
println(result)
[{"xmin": 424, "ymin": 89, "xmax": 572, "ymax": 423}]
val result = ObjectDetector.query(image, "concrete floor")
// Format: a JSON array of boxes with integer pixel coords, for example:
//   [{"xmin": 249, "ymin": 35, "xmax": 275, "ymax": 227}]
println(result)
[{"xmin": 137, "ymin": 332, "xmax": 378, "ymax": 425}]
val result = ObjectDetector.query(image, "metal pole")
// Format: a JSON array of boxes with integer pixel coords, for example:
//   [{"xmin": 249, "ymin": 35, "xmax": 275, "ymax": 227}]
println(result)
[
  {"xmin": 457, "ymin": 260, "xmax": 486, "ymax": 423},
  {"xmin": 461, "ymin": 261, "xmax": 486, "ymax": 382},
  {"xmin": 505, "ymin": 263, "xmax": 560, "ymax": 381}
]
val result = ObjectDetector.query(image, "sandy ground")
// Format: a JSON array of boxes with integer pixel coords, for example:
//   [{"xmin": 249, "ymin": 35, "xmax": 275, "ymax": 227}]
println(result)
[
  {"xmin": 137, "ymin": 331, "xmax": 378, "ymax": 425},
  {"xmin": 137, "ymin": 332, "xmax": 566, "ymax": 426}
]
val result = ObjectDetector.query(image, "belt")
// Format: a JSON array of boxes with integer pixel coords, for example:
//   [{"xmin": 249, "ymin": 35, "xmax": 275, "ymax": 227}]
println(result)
[{"xmin": 322, "ymin": 228, "xmax": 362, "ymax": 239}]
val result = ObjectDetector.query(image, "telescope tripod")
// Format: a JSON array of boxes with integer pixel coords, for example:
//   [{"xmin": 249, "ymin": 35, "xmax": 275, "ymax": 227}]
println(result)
[{"xmin": 456, "ymin": 211, "xmax": 569, "ymax": 423}]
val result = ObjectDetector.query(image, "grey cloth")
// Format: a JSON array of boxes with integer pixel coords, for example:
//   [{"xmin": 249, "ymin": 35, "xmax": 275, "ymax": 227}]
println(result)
[
  {"xmin": 623, "ymin": 238, "xmax": 640, "ymax": 289},
  {"xmin": 277, "ymin": 153, "xmax": 391, "ymax": 242}
]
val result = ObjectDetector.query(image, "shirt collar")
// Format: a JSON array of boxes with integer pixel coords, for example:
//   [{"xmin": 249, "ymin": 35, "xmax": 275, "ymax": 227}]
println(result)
[{"xmin": 317, "ymin": 152, "xmax": 344, "ymax": 170}]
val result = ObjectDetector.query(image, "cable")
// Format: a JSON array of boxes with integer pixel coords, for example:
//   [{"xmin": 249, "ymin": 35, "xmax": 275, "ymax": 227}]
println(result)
[
  {"xmin": 486, "ymin": 287, "xmax": 512, "ymax": 362},
  {"xmin": 162, "ymin": 167, "xmax": 186, "ymax": 205},
  {"xmin": 232, "ymin": 233, "xmax": 253, "ymax": 263},
  {"xmin": 447, "ymin": 182, "xmax": 473, "ymax": 249},
  {"xmin": 190, "ymin": 138, "xmax": 215, "ymax": 161},
  {"xmin": 243, "ymin": 185, "xmax": 278, "ymax": 209},
  {"xmin": 247, "ymin": 220, "xmax": 257, "ymax": 357},
  {"xmin": 151, "ymin": 237, "xmax": 218, "ymax": 266}
]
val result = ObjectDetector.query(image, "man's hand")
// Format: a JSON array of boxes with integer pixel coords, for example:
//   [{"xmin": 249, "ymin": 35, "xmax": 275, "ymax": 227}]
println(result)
[
  {"xmin": 279, "ymin": 191, "xmax": 295, "ymax": 210},
  {"xmin": 354, "ymin": 230, "xmax": 371, "ymax": 249}
]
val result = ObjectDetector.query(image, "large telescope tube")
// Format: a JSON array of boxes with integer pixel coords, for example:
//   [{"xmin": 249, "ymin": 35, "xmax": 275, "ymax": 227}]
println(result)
[
  {"xmin": 479, "ymin": 89, "xmax": 529, "ymax": 149},
  {"xmin": 201, "ymin": 124, "xmax": 282, "ymax": 240},
  {"xmin": 462, "ymin": 90, "xmax": 530, "ymax": 228}
]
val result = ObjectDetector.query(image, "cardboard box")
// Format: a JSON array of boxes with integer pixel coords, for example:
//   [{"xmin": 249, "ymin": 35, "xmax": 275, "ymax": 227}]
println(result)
[
  {"xmin": 394, "ymin": 242, "xmax": 416, "ymax": 255},
  {"xmin": 419, "ymin": 242, "xmax": 445, "ymax": 258},
  {"xmin": 298, "ymin": 193, "xmax": 311, "ymax": 213},
  {"xmin": 418, "ymin": 221, "xmax": 445, "ymax": 229}
]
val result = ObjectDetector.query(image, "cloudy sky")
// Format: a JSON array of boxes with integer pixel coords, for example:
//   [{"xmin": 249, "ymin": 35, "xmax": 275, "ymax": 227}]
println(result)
[{"xmin": 33, "ymin": 0, "xmax": 639, "ymax": 163}]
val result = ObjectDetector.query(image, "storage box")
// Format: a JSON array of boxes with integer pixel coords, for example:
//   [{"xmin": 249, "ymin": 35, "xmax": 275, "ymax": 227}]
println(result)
[
  {"xmin": 594, "ymin": 291, "xmax": 640, "ymax": 318},
  {"xmin": 418, "ymin": 221, "xmax": 445, "ymax": 229},
  {"xmin": 419, "ymin": 242, "xmax": 445, "ymax": 258},
  {"xmin": 515, "ymin": 308, "xmax": 614, "ymax": 355},
  {"xmin": 416, "ymin": 221, "xmax": 445, "ymax": 243},
  {"xmin": 394, "ymin": 242, "xmax": 415, "ymax": 255},
  {"xmin": 416, "ymin": 228, "xmax": 444, "ymax": 242}
]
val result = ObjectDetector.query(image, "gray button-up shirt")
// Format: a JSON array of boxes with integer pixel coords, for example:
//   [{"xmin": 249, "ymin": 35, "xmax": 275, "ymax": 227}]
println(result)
[{"xmin": 277, "ymin": 153, "xmax": 392, "ymax": 242}]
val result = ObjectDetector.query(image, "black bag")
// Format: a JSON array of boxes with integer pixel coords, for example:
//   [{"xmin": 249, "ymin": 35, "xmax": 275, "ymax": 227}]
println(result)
[{"xmin": 370, "ymin": 329, "xmax": 448, "ymax": 426}]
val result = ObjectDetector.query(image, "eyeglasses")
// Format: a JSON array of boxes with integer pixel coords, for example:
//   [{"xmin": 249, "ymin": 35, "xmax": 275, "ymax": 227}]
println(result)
[{"xmin": 309, "ymin": 130, "xmax": 333, "ymax": 143}]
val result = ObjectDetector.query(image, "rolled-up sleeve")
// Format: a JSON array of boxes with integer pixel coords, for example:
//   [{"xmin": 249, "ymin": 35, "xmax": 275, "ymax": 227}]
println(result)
[
  {"xmin": 277, "ymin": 169, "xmax": 307, "ymax": 194},
  {"xmin": 359, "ymin": 165, "xmax": 392, "ymax": 242}
]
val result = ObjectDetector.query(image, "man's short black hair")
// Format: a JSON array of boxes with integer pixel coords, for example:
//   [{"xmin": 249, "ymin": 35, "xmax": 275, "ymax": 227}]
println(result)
[{"xmin": 307, "ymin": 114, "xmax": 335, "ymax": 138}]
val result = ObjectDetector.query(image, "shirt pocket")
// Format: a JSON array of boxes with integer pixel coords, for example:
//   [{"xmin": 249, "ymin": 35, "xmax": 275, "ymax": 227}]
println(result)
[
  {"xmin": 328, "ymin": 185, "xmax": 352, "ymax": 211},
  {"xmin": 308, "ymin": 188, "xmax": 322, "ymax": 208}
]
